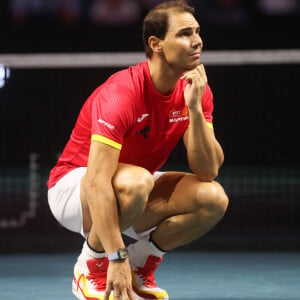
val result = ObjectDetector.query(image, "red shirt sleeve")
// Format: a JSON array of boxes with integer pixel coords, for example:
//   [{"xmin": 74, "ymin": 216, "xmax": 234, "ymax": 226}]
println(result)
[{"xmin": 91, "ymin": 82, "xmax": 135, "ymax": 146}]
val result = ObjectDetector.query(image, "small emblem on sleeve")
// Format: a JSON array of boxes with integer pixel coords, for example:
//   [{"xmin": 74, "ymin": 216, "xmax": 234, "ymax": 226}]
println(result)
[{"xmin": 98, "ymin": 118, "xmax": 115, "ymax": 130}]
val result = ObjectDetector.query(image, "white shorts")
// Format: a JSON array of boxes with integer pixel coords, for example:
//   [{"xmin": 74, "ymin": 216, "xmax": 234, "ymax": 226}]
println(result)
[{"xmin": 48, "ymin": 167, "xmax": 164, "ymax": 239}]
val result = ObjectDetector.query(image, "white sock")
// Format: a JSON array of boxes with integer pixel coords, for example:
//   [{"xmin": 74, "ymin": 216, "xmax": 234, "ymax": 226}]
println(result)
[
  {"xmin": 84, "ymin": 240, "xmax": 106, "ymax": 259},
  {"xmin": 128, "ymin": 234, "xmax": 167, "ymax": 267},
  {"xmin": 77, "ymin": 240, "xmax": 106, "ymax": 269}
]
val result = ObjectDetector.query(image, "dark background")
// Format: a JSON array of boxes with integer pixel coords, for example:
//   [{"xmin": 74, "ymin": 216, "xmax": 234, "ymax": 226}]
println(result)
[
  {"xmin": 1, "ymin": 0, "xmax": 300, "ymax": 53},
  {"xmin": 0, "ymin": 0, "xmax": 299, "ymax": 253}
]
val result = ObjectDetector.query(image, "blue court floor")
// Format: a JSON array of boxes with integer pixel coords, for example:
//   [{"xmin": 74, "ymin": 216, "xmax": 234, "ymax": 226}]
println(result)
[{"xmin": 0, "ymin": 251, "xmax": 299, "ymax": 300}]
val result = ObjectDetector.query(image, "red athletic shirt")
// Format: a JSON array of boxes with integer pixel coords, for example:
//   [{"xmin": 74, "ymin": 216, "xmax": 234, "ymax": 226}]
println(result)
[{"xmin": 47, "ymin": 61, "xmax": 214, "ymax": 188}]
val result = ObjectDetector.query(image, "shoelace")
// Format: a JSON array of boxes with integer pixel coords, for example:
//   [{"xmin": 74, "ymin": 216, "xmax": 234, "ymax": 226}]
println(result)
[
  {"xmin": 87, "ymin": 270, "xmax": 107, "ymax": 290},
  {"xmin": 135, "ymin": 257, "xmax": 161, "ymax": 288}
]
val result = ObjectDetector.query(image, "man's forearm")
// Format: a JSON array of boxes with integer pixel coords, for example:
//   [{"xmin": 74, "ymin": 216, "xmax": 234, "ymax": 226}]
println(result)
[
  {"xmin": 187, "ymin": 109, "xmax": 224, "ymax": 181},
  {"xmin": 83, "ymin": 181, "xmax": 125, "ymax": 253}
]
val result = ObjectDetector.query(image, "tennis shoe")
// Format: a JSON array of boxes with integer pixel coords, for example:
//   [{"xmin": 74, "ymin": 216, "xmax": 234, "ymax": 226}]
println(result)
[
  {"xmin": 131, "ymin": 255, "xmax": 169, "ymax": 300},
  {"xmin": 72, "ymin": 257, "xmax": 113, "ymax": 300}
]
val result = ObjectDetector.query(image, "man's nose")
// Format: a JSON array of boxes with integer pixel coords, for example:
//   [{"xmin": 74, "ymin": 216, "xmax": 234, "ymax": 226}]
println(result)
[{"xmin": 192, "ymin": 34, "xmax": 203, "ymax": 49}]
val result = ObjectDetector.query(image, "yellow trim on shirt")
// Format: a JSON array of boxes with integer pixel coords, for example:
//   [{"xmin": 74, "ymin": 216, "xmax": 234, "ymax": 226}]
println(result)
[
  {"xmin": 91, "ymin": 134, "xmax": 122, "ymax": 150},
  {"xmin": 206, "ymin": 122, "xmax": 214, "ymax": 129},
  {"xmin": 188, "ymin": 122, "xmax": 214, "ymax": 129}
]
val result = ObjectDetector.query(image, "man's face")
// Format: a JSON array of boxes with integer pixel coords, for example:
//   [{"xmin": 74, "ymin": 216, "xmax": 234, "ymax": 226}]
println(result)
[{"xmin": 161, "ymin": 12, "xmax": 203, "ymax": 71}]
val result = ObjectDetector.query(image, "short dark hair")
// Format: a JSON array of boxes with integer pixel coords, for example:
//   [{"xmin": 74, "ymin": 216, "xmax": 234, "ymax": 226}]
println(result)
[{"xmin": 143, "ymin": 0, "xmax": 195, "ymax": 58}]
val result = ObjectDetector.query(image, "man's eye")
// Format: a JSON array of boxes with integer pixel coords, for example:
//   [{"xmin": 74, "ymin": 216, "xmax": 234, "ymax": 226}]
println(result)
[{"xmin": 181, "ymin": 31, "xmax": 190, "ymax": 36}]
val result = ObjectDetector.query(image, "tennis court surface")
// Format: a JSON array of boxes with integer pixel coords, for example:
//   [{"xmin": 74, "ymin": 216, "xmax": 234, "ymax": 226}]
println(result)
[{"xmin": 1, "ymin": 251, "xmax": 300, "ymax": 299}]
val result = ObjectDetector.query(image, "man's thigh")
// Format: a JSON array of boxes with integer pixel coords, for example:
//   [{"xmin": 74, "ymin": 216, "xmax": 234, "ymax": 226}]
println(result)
[
  {"xmin": 81, "ymin": 163, "xmax": 154, "ymax": 233},
  {"xmin": 133, "ymin": 171, "xmax": 225, "ymax": 233}
]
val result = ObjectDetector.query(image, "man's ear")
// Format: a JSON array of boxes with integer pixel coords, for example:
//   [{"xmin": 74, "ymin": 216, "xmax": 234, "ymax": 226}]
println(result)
[{"xmin": 148, "ymin": 36, "xmax": 163, "ymax": 54}]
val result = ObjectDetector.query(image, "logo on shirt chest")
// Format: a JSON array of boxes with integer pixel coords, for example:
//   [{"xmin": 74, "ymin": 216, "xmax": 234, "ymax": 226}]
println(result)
[
  {"xmin": 136, "ymin": 125, "xmax": 151, "ymax": 139},
  {"xmin": 169, "ymin": 107, "xmax": 189, "ymax": 123},
  {"xmin": 137, "ymin": 113, "xmax": 150, "ymax": 123},
  {"xmin": 136, "ymin": 113, "xmax": 151, "ymax": 139}
]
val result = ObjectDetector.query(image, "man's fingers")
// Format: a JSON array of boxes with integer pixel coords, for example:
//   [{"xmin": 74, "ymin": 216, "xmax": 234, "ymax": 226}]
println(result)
[
  {"xmin": 182, "ymin": 64, "xmax": 207, "ymax": 83},
  {"xmin": 114, "ymin": 290, "xmax": 121, "ymax": 299},
  {"xmin": 127, "ymin": 287, "xmax": 135, "ymax": 300},
  {"xmin": 104, "ymin": 282, "xmax": 112, "ymax": 300},
  {"xmin": 195, "ymin": 64, "xmax": 207, "ymax": 81}
]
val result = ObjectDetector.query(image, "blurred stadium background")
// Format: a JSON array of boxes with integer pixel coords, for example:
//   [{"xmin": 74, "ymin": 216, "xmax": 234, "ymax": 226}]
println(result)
[{"xmin": 0, "ymin": 0, "xmax": 300, "ymax": 253}]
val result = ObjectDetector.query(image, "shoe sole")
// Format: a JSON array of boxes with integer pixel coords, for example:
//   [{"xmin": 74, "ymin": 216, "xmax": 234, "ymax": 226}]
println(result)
[
  {"xmin": 72, "ymin": 280, "xmax": 114, "ymax": 300},
  {"xmin": 73, "ymin": 279, "xmax": 92, "ymax": 300},
  {"xmin": 134, "ymin": 292, "xmax": 169, "ymax": 300},
  {"xmin": 74, "ymin": 279, "xmax": 128, "ymax": 300},
  {"xmin": 72, "ymin": 281, "xmax": 85, "ymax": 300},
  {"xmin": 73, "ymin": 279, "xmax": 167, "ymax": 300}
]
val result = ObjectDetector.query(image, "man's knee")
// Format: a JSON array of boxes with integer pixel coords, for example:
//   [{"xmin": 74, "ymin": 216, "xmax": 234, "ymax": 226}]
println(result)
[
  {"xmin": 196, "ymin": 182, "xmax": 229, "ymax": 218},
  {"xmin": 214, "ymin": 185, "xmax": 229, "ymax": 218},
  {"xmin": 113, "ymin": 165, "xmax": 154, "ymax": 215}
]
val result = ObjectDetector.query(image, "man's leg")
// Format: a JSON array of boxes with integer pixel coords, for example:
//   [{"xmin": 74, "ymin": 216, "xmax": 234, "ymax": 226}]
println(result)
[
  {"xmin": 81, "ymin": 163, "xmax": 154, "ymax": 240},
  {"xmin": 73, "ymin": 164, "xmax": 154, "ymax": 300},
  {"xmin": 128, "ymin": 172, "xmax": 228, "ymax": 299},
  {"xmin": 134, "ymin": 171, "xmax": 228, "ymax": 250}
]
